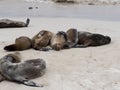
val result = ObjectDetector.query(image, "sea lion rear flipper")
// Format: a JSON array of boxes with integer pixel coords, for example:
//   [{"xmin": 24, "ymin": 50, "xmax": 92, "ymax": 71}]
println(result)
[
  {"xmin": 25, "ymin": 18, "xmax": 30, "ymax": 27},
  {"xmin": 4, "ymin": 44, "xmax": 16, "ymax": 51},
  {"xmin": 14, "ymin": 77, "xmax": 43, "ymax": 87}
]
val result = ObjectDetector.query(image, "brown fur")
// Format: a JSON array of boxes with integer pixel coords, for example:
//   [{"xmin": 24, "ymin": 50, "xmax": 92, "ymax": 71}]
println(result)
[
  {"xmin": 4, "ymin": 36, "xmax": 32, "ymax": 51},
  {"xmin": 32, "ymin": 30, "xmax": 53, "ymax": 50}
]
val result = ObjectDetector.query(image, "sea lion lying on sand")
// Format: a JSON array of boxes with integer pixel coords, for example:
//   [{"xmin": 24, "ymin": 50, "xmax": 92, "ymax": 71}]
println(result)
[
  {"xmin": 66, "ymin": 28, "xmax": 78, "ymax": 48},
  {"xmin": 51, "ymin": 31, "xmax": 69, "ymax": 51},
  {"xmin": 0, "ymin": 18, "xmax": 30, "ymax": 28},
  {"xmin": 0, "ymin": 52, "xmax": 46, "ymax": 87},
  {"xmin": 32, "ymin": 30, "xmax": 53, "ymax": 51},
  {"xmin": 53, "ymin": 0, "xmax": 76, "ymax": 3},
  {"xmin": 77, "ymin": 31, "xmax": 111, "ymax": 47},
  {"xmin": 4, "ymin": 36, "xmax": 32, "ymax": 51}
]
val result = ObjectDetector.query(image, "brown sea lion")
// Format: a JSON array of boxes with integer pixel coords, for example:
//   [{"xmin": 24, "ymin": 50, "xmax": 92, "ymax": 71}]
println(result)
[
  {"xmin": 51, "ymin": 31, "xmax": 69, "ymax": 51},
  {"xmin": 0, "ymin": 53, "xmax": 46, "ymax": 87},
  {"xmin": 66, "ymin": 28, "xmax": 78, "ymax": 48},
  {"xmin": 0, "ymin": 18, "xmax": 30, "ymax": 28},
  {"xmin": 77, "ymin": 31, "xmax": 111, "ymax": 47},
  {"xmin": 4, "ymin": 36, "xmax": 32, "ymax": 51},
  {"xmin": 32, "ymin": 30, "xmax": 53, "ymax": 51}
]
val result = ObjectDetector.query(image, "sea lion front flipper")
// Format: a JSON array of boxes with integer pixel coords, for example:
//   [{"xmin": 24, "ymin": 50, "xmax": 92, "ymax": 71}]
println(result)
[
  {"xmin": 14, "ymin": 76, "xmax": 43, "ymax": 87},
  {"xmin": 4, "ymin": 44, "xmax": 16, "ymax": 51},
  {"xmin": 40, "ymin": 47, "xmax": 52, "ymax": 51},
  {"xmin": 63, "ymin": 42, "xmax": 70, "ymax": 49},
  {"xmin": 23, "ymin": 80, "xmax": 43, "ymax": 87},
  {"xmin": 76, "ymin": 41, "xmax": 91, "ymax": 48}
]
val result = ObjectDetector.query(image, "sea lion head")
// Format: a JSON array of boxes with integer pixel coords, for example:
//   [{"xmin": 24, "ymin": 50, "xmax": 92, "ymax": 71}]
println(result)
[
  {"xmin": 57, "ymin": 31, "xmax": 67, "ymax": 41},
  {"xmin": 32, "ymin": 30, "xmax": 53, "ymax": 50},
  {"xmin": 52, "ymin": 43, "xmax": 62, "ymax": 51},
  {"xmin": 51, "ymin": 31, "xmax": 69, "ymax": 51},
  {"xmin": 105, "ymin": 36, "xmax": 111, "ymax": 44},
  {"xmin": 3, "ymin": 52, "xmax": 20, "ymax": 63},
  {"xmin": 66, "ymin": 28, "xmax": 78, "ymax": 47}
]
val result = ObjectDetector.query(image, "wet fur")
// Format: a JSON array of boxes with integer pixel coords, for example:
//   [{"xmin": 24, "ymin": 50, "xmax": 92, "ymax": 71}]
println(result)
[
  {"xmin": 0, "ymin": 53, "xmax": 46, "ymax": 87},
  {"xmin": 4, "ymin": 36, "xmax": 32, "ymax": 51}
]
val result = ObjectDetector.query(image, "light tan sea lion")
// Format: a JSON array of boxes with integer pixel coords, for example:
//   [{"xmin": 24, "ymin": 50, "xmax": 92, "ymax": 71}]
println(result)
[
  {"xmin": 51, "ymin": 31, "xmax": 69, "ymax": 51},
  {"xmin": 32, "ymin": 30, "xmax": 53, "ymax": 51},
  {"xmin": 4, "ymin": 36, "xmax": 32, "ymax": 51},
  {"xmin": 77, "ymin": 31, "xmax": 111, "ymax": 47},
  {"xmin": 0, "ymin": 18, "xmax": 30, "ymax": 28},
  {"xmin": 0, "ymin": 53, "xmax": 46, "ymax": 87},
  {"xmin": 66, "ymin": 28, "xmax": 78, "ymax": 48}
]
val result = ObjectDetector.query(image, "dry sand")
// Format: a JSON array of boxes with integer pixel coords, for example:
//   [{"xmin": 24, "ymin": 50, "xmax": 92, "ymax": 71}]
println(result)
[{"xmin": 0, "ymin": 17, "xmax": 120, "ymax": 90}]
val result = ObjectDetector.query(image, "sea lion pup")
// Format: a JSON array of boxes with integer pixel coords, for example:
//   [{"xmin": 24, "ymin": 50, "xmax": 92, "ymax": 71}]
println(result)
[
  {"xmin": 0, "ymin": 18, "xmax": 30, "ymax": 28},
  {"xmin": 0, "ymin": 53, "xmax": 46, "ymax": 87},
  {"xmin": 66, "ymin": 28, "xmax": 78, "ymax": 48},
  {"xmin": 51, "ymin": 31, "xmax": 69, "ymax": 51},
  {"xmin": 32, "ymin": 30, "xmax": 53, "ymax": 51},
  {"xmin": 4, "ymin": 36, "xmax": 32, "ymax": 51},
  {"xmin": 77, "ymin": 31, "xmax": 111, "ymax": 47}
]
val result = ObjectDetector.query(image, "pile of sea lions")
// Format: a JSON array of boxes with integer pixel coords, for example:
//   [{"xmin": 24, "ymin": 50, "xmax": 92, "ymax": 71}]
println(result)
[
  {"xmin": 4, "ymin": 28, "xmax": 111, "ymax": 51},
  {"xmin": 0, "ymin": 19, "xmax": 111, "ymax": 87}
]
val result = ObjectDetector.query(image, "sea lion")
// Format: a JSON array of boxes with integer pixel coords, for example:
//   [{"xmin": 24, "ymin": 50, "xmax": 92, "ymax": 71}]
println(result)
[
  {"xmin": 77, "ymin": 31, "xmax": 111, "ymax": 47},
  {"xmin": 51, "ymin": 31, "xmax": 69, "ymax": 51},
  {"xmin": 66, "ymin": 28, "xmax": 78, "ymax": 48},
  {"xmin": 32, "ymin": 30, "xmax": 53, "ymax": 51},
  {"xmin": 53, "ymin": 0, "xmax": 75, "ymax": 3},
  {"xmin": 0, "ymin": 18, "xmax": 30, "ymax": 28},
  {"xmin": 4, "ymin": 36, "xmax": 32, "ymax": 51},
  {"xmin": 0, "ymin": 53, "xmax": 46, "ymax": 87}
]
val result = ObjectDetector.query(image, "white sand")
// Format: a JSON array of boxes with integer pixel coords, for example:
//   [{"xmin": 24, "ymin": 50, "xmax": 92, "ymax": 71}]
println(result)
[{"xmin": 0, "ymin": 0, "xmax": 120, "ymax": 90}]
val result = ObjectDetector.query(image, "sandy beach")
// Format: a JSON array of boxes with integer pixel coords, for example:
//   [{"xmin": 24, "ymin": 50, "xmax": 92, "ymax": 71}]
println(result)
[{"xmin": 0, "ymin": 0, "xmax": 120, "ymax": 90}]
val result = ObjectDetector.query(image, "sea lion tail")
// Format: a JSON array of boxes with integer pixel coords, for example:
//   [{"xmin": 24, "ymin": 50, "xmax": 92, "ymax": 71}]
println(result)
[
  {"xmin": 23, "ymin": 80, "xmax": 43, "ymax": 87},
  {"xmin": 25, "ymin": 18, "xmax": 30, "ymax": 27},
  {"xmin": 4, "ymin": 44, "xmax": 17, "ymax": 51}
]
